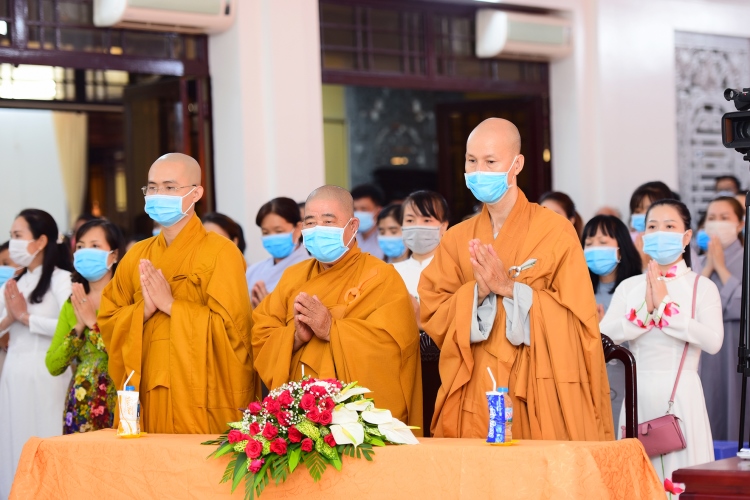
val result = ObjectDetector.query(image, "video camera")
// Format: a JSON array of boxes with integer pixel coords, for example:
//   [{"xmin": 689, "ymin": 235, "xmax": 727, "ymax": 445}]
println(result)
[{"xmin": 722, "ymin": 88, "xmax": 750, "ymax": 161}]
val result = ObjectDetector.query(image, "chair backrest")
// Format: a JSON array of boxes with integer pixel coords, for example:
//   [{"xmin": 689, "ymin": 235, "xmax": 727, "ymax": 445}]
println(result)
[{"xmin": 601, "ymin": 334, "xmax": 638, "ymax": 439}]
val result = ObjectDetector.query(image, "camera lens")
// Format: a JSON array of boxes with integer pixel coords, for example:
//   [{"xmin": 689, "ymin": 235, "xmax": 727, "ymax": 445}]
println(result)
[{"xmin": 736, "ymin": 120, "xmax": 750, "ymax": 140}]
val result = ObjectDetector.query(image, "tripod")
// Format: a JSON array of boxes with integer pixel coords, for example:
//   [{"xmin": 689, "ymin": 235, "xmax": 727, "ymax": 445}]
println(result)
[{"xmin": 737, "ymin": 150, "xmax": 750, "ymax": 452}]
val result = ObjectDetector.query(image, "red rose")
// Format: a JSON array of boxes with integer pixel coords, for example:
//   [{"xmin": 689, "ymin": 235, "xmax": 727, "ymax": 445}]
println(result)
[
  {"xmin": 228, "ymin": 429, "xmax": 243, "ymax": 444},
  {"xmin": 321, "ymin": 397, "xmax": 335, "ymax": 411},
  {"xmin": 249, "ymin": 458, "xmax": 264, "ymax": 474},
  {"xmin": 277, "ymin": 411, "xmax": 291, "ymax": 427},
  {"xmin": 301, "ymin": 378, "xmax": 315, "ymax": 388},
  {"xmin": 325, "ymin": 378, "xmax": 342, "ymax": 388},
  {"xmin": 300, "ymin": 393, "xmax": 316, "ymax": 410},
  {"xmin": 264, "ymin": 398, "xmax": 281, "ymax": 414},
  {"xmin": 324, "ymin": 433, "xmax": 336, "ymax": 447},
  {"xmin": 245, "ymin": 439, "xmax": 263, "ymax": 459},
  {"xmin": 241, "ymin": 433, "xmax": 252, "ymax": 442},
  {"xmin": 300, "ymin": 438, "xmax": 314, "ymax": 452},
  {"xmin": 310, "ymin": 385, "xmax": 327, "ymax": 397},
  {"xmin": 277, "ymin": 390, "xmax": 294, "ymax": 408},
  {"xmin": 270, "ymin": 437, "xmax": 288, "ymax": 455},
  {"xmin": 249, "ymin": 422, "xmax": 260, "ymax": 436},
  {"xmin": 262, "ymin": 422, "xmax": 278, "ymax": 440},
  {"xmin": 248, "ymin": 401, "xmax": 263, "ymax": 415},
  {"xmin": 306, "ymin": 407, "xmax": 321, "ymax": 423},
  {"xmin": 318, "ymin": 410, "xmax": 333, "ymax": 426},
  {"xmin": 287, "ymin": 426, "xmax": 303, "ymax": 443}
]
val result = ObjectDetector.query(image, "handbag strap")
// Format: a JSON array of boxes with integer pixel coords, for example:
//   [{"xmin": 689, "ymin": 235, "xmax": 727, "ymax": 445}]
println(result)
[{"xmin": 668, "ymin": 275, "xmax": 699, "ymax": 408}]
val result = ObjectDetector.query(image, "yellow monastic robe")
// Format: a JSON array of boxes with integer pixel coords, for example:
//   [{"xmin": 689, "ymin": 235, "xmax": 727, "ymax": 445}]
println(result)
[
  {"xmin": 252, "ymin": 243, "xmax": 422, "ymax": 431},
  {"xmin": 99, "ymin": 215, "xmax": 259, "ymax": 434},
  {"xmin": 419, "ymin": 191, "xmax": 613, "ymax": 441}
]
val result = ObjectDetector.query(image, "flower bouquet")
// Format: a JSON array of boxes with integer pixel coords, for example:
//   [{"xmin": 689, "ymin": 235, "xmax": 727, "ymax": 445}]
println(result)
[{"xmin": 203, "ymin": 377, "xmax": 419, "ymax": 499}]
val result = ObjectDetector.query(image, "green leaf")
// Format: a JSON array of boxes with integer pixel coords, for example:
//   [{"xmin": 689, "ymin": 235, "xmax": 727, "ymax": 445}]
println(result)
[
  {"xmin": 270, "ymin": 453, "xmax": 290, "ymax": 485},
  {"xmin": 330, "ymin": 454, "xmax": 342, "ymax": 471},
  {"xmin": 213, "ymin": 441, "xmax": 236, "ymax": 459},
  {"xmin": 288, "ymin": 447, "xmax": 302, "ymax": 473},
  {"xmin": 302, "ymin": 451, "xmax": 328, "ymax": 482},
  {"xmin": 202, "ymin": 430, "xmax": 230, "ymax": 446},
  {"xmin": 244, "ymin": 472, "xmax": 255, "ymax": 500},
  {"xmin": 368, "ymin": 437, "xmax": 385, "ymax": 447},
  {"xmin": 232, "ymin": 452, "xmax": 248, "ymax": 493},
  {"xmin": 356, "ymin": 447, "xmax": 361, "ymax": 459},
  {"xmin": 220, "ymin": 457, "xmax": 237, "ymax": 484}
]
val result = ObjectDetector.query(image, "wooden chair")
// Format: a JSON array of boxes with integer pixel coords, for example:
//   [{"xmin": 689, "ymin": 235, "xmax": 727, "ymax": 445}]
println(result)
[{"xmin": 601, "ymin": 334, "xmax": 638, "ymax": 439}]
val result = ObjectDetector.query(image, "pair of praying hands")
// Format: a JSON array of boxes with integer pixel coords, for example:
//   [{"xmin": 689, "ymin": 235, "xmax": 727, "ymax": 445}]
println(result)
[
  {"xmin": 3, "ymin": 280, "xmax": 29, "ymax": 326},
  {"xmin": 469, "ymin": 239, "xmax": 515, "ymax": 303},
  {"xmin": 251, "ymin": 281, "xmax": 269, "ymax": 308},
  {"xmin": 701, "ymin": 236, "xmax": 730, "ymax": 284},
  {"xmin": 645, "ymin": 260, "xmax": 669, "ymax": 314},
  {"xmin": 292, "ymin": 292, "xmax": 331, "ymax": 352},
  {"xmin": 70, "ymin": 283, "xmax": 97, "ymax": 336},
  {"xmin": 140, "ymin": 260, "xmax": 174, "ymax": 321}
]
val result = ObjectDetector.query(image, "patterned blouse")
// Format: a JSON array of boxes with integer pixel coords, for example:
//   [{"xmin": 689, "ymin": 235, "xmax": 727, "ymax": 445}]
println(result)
[{"xmin": 45, "ymin": 300, "xmax": 116, "ymax": 434}]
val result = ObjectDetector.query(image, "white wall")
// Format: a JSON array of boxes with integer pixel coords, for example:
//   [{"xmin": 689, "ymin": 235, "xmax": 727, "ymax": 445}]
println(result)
[
  {"xmin": 0, "ymin": 109, "xmax": 68, "ymax": 238},
  {"xmin": 513, "ymin": 0, "xmax": 750, "ymax": 220},
  {"xmin": 209, "ymin": 0, "xmax": 325, "ymax": 263}
]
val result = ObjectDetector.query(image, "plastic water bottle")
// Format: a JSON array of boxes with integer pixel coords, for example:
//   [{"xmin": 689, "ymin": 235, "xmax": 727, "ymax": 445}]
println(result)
[{"xmin": 499, "ymin": 387, "xmax": 513, "ymax": 442}]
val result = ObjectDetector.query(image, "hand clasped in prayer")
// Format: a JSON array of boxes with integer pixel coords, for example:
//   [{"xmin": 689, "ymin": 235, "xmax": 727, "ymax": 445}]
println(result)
[
  {"xmin": 140, "ymin": 259, "xmax": 174, "ymax": 320},
  {"xmin": 293, "ymin": 292, "xmax": 332, "ymax": 351},
  {"xmin": 468, "ymin": 238, "xmax": 515, "ymax": 303}
]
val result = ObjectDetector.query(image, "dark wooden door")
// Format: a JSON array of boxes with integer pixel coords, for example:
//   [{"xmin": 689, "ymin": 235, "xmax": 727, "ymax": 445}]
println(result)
[
  {"xmin": 436, "ymin": 97, "xmax": 550, "ymax": 222},
  {"xmin": 123, "ymin": 77, "xmax": 213, "ymax": 235}
]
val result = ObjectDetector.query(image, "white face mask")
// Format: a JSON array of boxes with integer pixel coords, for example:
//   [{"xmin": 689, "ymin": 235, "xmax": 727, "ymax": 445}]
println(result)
[
  {"xmin": 705, "ymin": 220, "xmax": 740, "ymax": 248},
  {"xmin": 9, "ymin": 238, "xmax": 40, "ymax": 268}
]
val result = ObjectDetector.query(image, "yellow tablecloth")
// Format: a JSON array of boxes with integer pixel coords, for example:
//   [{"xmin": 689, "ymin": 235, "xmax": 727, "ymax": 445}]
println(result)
[{"xmin": 11, "ymin": 430, "xmax": 662, "ymax": 499}]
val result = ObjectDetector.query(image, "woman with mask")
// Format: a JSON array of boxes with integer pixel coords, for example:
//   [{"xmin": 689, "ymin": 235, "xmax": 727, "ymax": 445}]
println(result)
[
  {"xmin": 45, "ymin": 220, "xmax": 125, "ymax": 434},
  {"xmin": 0, "ymin": 209, "xmax": 74, "ymax": 498},
  {"xmin": 392, "ymin": 190, "xmax": 449, "ymax": 437},
  {"xmin": 377, "ymin": 203, "xmax": 409, "ymax": 264},
  {"xmin": 601, "ymin": 199, "xmax": 723, "ymax": 484},
  {"xmin": 582, "ymin": 215, "xmax": 642, "ymax": 436},
  {"xmin": 0, "ymin": 241, "xmax": 19, "ymax": 381},
  {"xmin": 246, "ymin": 197, "xmax": 309, "ymax": 307},
  {"xmin": 698, "ymin": 196, "xmax": 746, "ymax": 441},
  {"xmin": 628, "ymin": 181, "xmax": 675, "ymax": 270}
]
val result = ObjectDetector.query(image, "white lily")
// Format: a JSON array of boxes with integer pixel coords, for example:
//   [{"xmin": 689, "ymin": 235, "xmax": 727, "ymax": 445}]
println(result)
[
  {"xmin": 331, "ymin": 406, "xmax": 359, "ymax": 425},
  {"xmin": 362, "ymin": 408, "xmax": 392, "ymax": 425},
  {"xmin": 334, "ymin": 385, "xmax": 371, "ymax": 403},
  {"xmin": 378, "ymin": 418, "xmax": 419, "ymax": 445},
  {"xmin": 344, "ymin": 399, "xmax": 373, "ymax": 412},
  {"xmin": 330, "ymin": 422, "xmax": 365, "ymax": 446}
]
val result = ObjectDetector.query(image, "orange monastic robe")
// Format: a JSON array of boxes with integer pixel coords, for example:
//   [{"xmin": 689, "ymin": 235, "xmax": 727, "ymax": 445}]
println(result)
[
  {"xmin": 99, "ymin": 215, "xmax": 259, "ymax": 434},
  {"xmin": 420, "ymin": 191, "xmax": 613, "ymax": 440},
  {"xmin": 252, "ymin": 244, "xmax": 422, "ymax": 430}
]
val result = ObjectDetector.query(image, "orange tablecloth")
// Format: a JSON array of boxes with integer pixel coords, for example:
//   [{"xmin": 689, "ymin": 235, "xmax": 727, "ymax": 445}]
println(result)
[{"xmin": 11, "ymin": 430, "xmax": 662, "ymax": 499}]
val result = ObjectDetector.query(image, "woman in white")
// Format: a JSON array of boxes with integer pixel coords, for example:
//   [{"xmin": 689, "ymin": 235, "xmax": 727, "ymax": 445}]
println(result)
[
  {"xmin": 0, "ymin": 209, "xmax": 73, "ymax": 498},
  {"xmin": 393, "ymin": 190, "xmax": 449, "ymax": 437},
  {"xmin": 601, "ymin": 199, "xmax": 723, "ymax": 485},
  {"xmin": 246, "ymin": 197, "xmax": 309, "ymax": 307}
]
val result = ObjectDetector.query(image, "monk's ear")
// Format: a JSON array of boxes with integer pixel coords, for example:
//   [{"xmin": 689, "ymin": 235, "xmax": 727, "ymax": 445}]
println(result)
[
  {"xmin": 514, "ymin": 155, "xmax": 525, "ymax": 177},
  {"xmin": 193, "ymin": 185, "xmax": 205, "ymax": 203}
]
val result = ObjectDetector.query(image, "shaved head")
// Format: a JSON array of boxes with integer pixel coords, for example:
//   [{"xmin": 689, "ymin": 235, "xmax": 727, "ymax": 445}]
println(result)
[
  {"xmin": 467, "ymin": 118, "xmax": 521, "ymax": 156},
  {"xmin": 149, "ymin": 153, "xmax": 202, "ymax": 185},
  {"xmin": 306, "ymin": 185, "xmax": 354, "ymax": 219}
]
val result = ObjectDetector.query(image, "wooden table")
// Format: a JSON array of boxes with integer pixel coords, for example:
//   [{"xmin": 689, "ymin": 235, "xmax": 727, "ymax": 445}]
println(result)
[
  {"xmin": 11, "ymin": 430, "xmax": 664, "ymax": 499},
  {"xmin": 673, "ymin": 457, "xmax": 750, "ymax": 499}
]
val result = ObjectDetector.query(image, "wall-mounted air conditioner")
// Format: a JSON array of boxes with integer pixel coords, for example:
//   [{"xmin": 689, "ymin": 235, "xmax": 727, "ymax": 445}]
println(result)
[
  {"xmin": 94, "ymin": 0, "xmax": 235, "ymax": 35},
  {"xmin": 475, "ymin": 10, "xmax": 572, "ymax": 61}
]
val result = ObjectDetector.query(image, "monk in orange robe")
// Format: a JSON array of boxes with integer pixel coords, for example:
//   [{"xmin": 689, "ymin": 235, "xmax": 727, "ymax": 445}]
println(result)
[
  {"xmin": 99, "ymin": 153, "xmax": 258, "ymax": 434},
  {"xmin": 252, "ymin": 185, "xmax": 422, "ymax": 430},
  {"xmin": 420, "ymin": 119, "xmax": 613, "ymax": 440}
]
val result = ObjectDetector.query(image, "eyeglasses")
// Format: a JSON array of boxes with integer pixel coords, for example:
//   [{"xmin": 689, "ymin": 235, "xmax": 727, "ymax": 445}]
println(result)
[{"xmin": 141, "ymin": 185, "xmax": 197, "ymax": 196}]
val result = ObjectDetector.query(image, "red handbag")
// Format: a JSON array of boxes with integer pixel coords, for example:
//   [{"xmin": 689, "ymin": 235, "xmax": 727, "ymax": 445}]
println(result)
[{"xmin": 625, "ymin": 275, "xmax": 698, "ymax": 458}]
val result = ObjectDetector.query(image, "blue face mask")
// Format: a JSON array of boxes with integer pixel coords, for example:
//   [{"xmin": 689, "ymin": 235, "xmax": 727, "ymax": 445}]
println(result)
[
  {"xmin": 584, "ymin": 247, "xmax": 619, "ymax": 276},
  {"xmin": 262, "ymin": 232, "xmax": 295, "ymax": 260},
  {"xmin": 355, "ymin": 211, "xmax": 375, "ymax": 233},
  {"xmin": 643, "ymin": 231, "xmax": 687, "ymax": 265},
  {"xmin": 0, "ymin": 266, "xmax": 16, "ymax": 288},
  {"xmin": 696, "ymin": 229, "xmax": 710, "ymax": 252},
  {"xmin": 302, "ymin": 219, "xmax": 355, "ymax": 264},
  {"xmin": 74, "ymin": 248, "xmax": 113, "ymax": 282},
  {"xmin": 144, "ymin": 188, "xmax": 196, "ymax": 228},
  {"xmin": 630, "ymin": 214, "xmax": 646, "ymax": 233},
  {"xmin": 378, "ymin": 235, "xmax": 406, "ymax": 259},
  {"xmin": 464, "ymin": 155, "xmax": 518, "ymax": 205}
]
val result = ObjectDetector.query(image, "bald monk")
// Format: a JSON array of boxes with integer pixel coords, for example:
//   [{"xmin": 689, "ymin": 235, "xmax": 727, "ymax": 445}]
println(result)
[
  {"xmin": 419, "ymin": 119, "xmax": 613, "ymax": 440},
  {"xmin": 99, "ymin": 153, "xmax": 259, "ymax": 433},
  {"xmin": 252, "ymin": 185, "xmax": 422, "ymax": 430}
]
